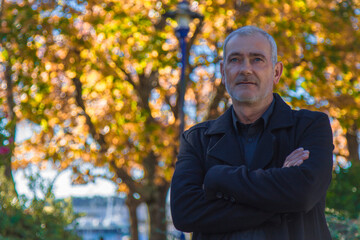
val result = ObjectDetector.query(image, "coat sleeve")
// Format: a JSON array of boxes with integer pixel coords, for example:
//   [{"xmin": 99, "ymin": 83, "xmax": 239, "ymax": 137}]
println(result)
[
  {"xmin": 203, "ymin": 113, "xmax": 333, "ymax": 213},
  {"xmin": 170, "ymin": 129, "xmax": 279, "ymax": 233}
]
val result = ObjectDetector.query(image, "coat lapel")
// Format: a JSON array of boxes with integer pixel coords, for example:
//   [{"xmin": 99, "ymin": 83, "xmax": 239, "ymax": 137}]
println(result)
[
  {"xmin": 205, "ymin": 107, "xmax": 245, "ymax": 166},
  {"xmin": 207, "ymin": 128, "xmax": 245, "ymax": 166},
  {"xmin": 249, "ymin": 129, "xmax": 275, "ymax": 170}
]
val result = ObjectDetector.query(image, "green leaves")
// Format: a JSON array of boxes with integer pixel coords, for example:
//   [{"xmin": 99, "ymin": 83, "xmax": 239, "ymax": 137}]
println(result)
[{"xmin": 0, "ymin": 168, "xmax": 80, "ymax": 240}]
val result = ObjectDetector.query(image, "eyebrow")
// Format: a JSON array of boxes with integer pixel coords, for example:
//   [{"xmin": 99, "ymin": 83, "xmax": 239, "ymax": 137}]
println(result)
[{"xmin": 227, "ymin": 52, "xmax": 267, "ymax": 60}]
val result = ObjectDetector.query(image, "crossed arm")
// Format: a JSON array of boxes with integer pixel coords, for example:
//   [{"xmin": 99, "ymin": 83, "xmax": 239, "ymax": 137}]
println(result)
[
  {"xmin": 171, "ymin": 144, "xmax": 310, "ymax": 233},
  {"xmin": 170, "ymin": 114, "xmax": 333, "ymax": 233},
  {"xmin": 203, "ymin": 114, "xmax": 333, "ymax": 213}
]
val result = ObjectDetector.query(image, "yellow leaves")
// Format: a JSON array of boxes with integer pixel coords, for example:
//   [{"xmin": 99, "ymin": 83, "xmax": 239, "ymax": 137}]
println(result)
[
  {"xmin": 118, "ymin": 183, "xmax": 129, "ymax": 193},
  {"xmin": 127, "ymin": 37, "xmax": 135, "ymax": 45},
  {"xmin": 48, "ymin": 118, "xmax": 59, "ymax": 128},
  {"xmin": 284, "ymin": 3, "xmax": 291, "ymax": 14},
  {"xmin": 0, "ymin": 49, "xmax": 8, "ymax": 61},
  {"xmin": 20, "ymin": 93, "xmax": 28, "ymax": 102},
  {"xmin": 185, "ymin": 88, "xmax": 195, "ymax": 102},
  {"xmin": 80, "ymin": 49, "xmax": 90, "ymax": 59},
  {"xmin": 151, "ymin": 50, "xmax": 158, "ymax": 58},
  {"xmin": 86, "ymin": 70, "xmax": 101, "ymax": 85},
  {"xmin": 294, "ymin": 0, "xmax": 306, "ymax": 11},
  {"xmin": 40, "ymin": 119, "xmax": 48, "ymax": 132},
  {"xmin": 326, "ymin": 66, "xmax": 335, "ymax": 75},
  {"xmin": 94, "ymin": 81, "xmax": 107, "ymax": 92},
  {"xmin": 158, "ymin": 66, "xmax": 172, "ymax": 75},
  {"xmin": 45, "ymin": 62, "xmax": 52, "ymax": 71},
  {"xmin": 115, "ymin": 101, "xmax": 124, "ymax": 111},
  {"xmin": 65, "ymin": 71, "xmax": 76, "ymax": 79},
  {"xmin": 50, "ymin": 72, "xmax": 57, "ymax": 79},
  {"xmin": 97, "ymin": 32, "xmax": 105, "ymax": 42},
  {"xmin": 55, "ymin": 49, "xmax": 68, "ymax": 60},
  {"xmin": 311, "ymin": 23, "xmax": 321, "ymax": 32},
  {"xmin": 163, "ymin": 167, "xmax": 174, "ymax": 182},
  {"xmin": 34, "ymin": 93, "xmax": 43, "ymax": 103},
  {"xmin": 111, "ymin": 138, "xmax": 119, "ymax": 145},
  {"xmin": 215, "ymin": 0, "xmax": 225, "ymax": 4},
  {"xmin": 295, "ymin": 44, "xmax": 303, "ymax": 58}
]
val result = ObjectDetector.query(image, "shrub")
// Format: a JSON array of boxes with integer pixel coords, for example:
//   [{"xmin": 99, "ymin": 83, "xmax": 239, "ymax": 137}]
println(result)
[{"xmin": 0, "ymin": 167, "xmax": 81, "ymax": 240}]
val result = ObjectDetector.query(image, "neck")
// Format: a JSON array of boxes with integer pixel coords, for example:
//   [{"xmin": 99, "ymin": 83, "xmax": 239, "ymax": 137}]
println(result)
[{"xmin": 233, "ymin": 95, "xmax": 273, "ymax": 124}]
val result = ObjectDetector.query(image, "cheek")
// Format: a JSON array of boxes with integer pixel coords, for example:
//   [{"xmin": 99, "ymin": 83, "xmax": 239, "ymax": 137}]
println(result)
[{"xmin": 229, "ymin": 69, "xmax": 239, "ymax": 79}]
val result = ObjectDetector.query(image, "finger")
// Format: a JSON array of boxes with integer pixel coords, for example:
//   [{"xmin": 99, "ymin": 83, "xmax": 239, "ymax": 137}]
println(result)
[
  {"xmin": 294, "ymin": 160, "xmax": 304, "ymax": 166},
  {"xmin": 283, "ymin": 151, "xmax": 310, "ymax": 168},
  {"xmin": 286, "ymin": 148, "xmax": 306, "ymax": 160},
  {"xmin": 291, "ymin": 149, "xmax": 309, "ymax": 160},
  {"xmin": 284, "ymin": 159, "xmax": 305, "ymax": 168},
  {"xmin": 287, "ymin": 148, "xmax": 304, "ymax": 159},
  {"xmin": 283, "ymin": 150, "xmax": 309, "ymax": 167},
  {"xmin": 291, "ymin": 160, "xmax": 303, "ymax": 167},
  {"xmin": 301, "ymin": 151, "xmax": 310, "ymax": 160},
  {"xmin": 285, "ymin": 151, "xmax": 307, "ymax": 163}
]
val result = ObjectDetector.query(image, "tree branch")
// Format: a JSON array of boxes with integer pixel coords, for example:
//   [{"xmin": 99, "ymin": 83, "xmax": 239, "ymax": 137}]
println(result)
[
  {"xmin": 346, "ymin": 123, "xmax": 360, "ymax": 164},
  {"xmin": 72, "ymin": 77, "xmax": 107, "ymax": 152},
  {"xmin": 72, "ymin": 77, "xmax": 142, "ymax": 193},
  {"xmin": 187, "ymin": 17, "xmax": 204, "ymax": 54},
  {"xmin": 5, "ymin": 65, "xmax": 15, "ymax": 121},
  {"xmin": 164, "ymin": 94, "xmax": 177, "ymax": 118},
  {"xmin": 118, "ymin": 65, "xmax": 137, "ymax": 88},
  {"xmin": 108, "ymin": 161, "xmax": 140, "ymax": 193}
]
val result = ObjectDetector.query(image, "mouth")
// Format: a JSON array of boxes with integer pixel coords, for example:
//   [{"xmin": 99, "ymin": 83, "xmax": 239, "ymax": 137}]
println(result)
[{"xmin": 236, "ymin": 82, "xmax": 257, "ymax": 86}]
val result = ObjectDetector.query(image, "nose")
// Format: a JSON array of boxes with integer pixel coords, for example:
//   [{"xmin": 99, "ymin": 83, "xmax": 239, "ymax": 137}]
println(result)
[{"xmin": 239, "ymin": 59, "xmax": 252, "ymax": 75}]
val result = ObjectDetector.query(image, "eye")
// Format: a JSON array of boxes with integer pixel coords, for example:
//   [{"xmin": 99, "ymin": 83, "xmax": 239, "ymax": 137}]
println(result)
[
  {"xmin": 229, "ymin": 58, "xmax": 238, "ymax": 62},
  {"xmin": 254, "ymin": 57, "xmax": 263, "ymax": 62}
]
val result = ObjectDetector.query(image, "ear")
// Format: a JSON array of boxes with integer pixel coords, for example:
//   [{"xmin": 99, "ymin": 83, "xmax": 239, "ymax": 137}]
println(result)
[
  {"xmin": 220, "ymin": 60, "xmax": 225, "ymax": 85},
  {"xmin": 273, "ymin": 61, "xmax": 283, "ymax": 84}
]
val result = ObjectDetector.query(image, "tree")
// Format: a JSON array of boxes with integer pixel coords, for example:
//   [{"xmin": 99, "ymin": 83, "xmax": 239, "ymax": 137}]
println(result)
[{"xmin": 1, "ymin": 0, "xmax": 359, "ymax": 239}]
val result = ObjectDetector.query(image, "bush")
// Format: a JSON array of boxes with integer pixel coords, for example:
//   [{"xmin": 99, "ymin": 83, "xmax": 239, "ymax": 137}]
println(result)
[
  {"xmin": 0, "ymin": 167, "xmax": 81, "ymax": 240},
  {"xmin": 327, "ymin": 164, "xmax": 360, "ymax": 219},
  {"xmin": 326, "ymin": 209, "xmax": 360, "ymax": 240}
]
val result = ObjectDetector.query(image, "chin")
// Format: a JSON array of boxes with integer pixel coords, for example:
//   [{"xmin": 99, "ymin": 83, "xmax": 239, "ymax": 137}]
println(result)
[{"xmin": 232, "ymin": 94, "xmax": 260, "ymax": 104}]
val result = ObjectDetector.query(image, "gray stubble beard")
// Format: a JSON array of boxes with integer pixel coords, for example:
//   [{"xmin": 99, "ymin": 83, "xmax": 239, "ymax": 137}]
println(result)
[{"xmin": 224, "ymin": 76, "xmax": 262, "ymax": 104}]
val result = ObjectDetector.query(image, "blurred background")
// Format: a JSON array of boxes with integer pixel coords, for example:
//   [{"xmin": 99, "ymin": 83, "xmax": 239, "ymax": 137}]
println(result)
[{"xmin": 0, "ymin": 0, "xmax": 359, "ymax": 239}]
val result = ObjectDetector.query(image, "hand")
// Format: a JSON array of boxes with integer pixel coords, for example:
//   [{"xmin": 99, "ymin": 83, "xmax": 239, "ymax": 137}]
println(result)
[{"xmin": 282, "ymin": 147, "xmax": 309, "ymax": 168}]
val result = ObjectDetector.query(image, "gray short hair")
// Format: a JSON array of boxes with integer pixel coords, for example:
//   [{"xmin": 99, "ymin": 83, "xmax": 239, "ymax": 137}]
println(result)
[{"xmin": 223, "ymin": 26, "xmax": 278, "ymax": 67}]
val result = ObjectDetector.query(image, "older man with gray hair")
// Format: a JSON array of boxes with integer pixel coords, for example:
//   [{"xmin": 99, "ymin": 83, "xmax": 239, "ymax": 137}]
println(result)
[{"xmin": 170, "ymin": 26, "xmax": 333, "ymax": 239}]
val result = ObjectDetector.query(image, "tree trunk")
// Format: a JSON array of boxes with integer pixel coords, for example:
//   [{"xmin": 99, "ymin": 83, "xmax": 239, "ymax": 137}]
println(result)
[
  {"xmin": 126, "ymin": 195, "xmax": 141, "ymax": 240},
  {"xmin": 147, "ymin": 186, "xmax": 168, "ymax": 240},
  {"xmin": 1, "ymin": 64, "xmax": 17, "ymax": 196},
  {"xmin": 346, "ymin": 123, "xmax": 359, "ymax": 165}
]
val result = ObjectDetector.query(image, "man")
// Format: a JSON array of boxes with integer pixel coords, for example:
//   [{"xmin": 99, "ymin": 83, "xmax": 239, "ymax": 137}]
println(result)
[{"xmin": 170, "ymin": 26, "xmax": 333, "ymax": 240}]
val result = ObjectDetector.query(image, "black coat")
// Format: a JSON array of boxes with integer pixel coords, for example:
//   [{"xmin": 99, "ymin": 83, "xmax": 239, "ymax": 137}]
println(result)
[{"xmin": 170, "ymin": 94, "xmax": 334, "ymax": 240}]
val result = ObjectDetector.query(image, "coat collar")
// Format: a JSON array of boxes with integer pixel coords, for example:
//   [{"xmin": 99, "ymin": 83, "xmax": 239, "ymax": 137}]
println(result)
[
  {"xmin": 205, "ymin": 93, "xmax": 294, "ymax": 135},
  {"xmin": 205, "ymin": 93, "xmax": 295, "ymax": 169}
]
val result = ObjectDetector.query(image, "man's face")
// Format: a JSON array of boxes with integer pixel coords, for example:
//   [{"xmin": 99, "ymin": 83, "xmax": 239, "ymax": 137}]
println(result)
[{"xmin": 221, "ymin": 33, "xmax": 282, "ymax": 105}]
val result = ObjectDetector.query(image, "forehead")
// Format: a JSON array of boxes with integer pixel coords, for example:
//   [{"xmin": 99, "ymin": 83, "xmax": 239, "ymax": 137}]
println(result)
[{"xmin": 225, "ymin": 33, "xmax": 272, "ymax": 58}]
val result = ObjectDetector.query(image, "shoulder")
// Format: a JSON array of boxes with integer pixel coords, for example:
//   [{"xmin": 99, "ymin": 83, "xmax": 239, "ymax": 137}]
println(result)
[
  {"xmin": 291, "ymin": 108, "xmax": 331, "ymax": 134},
  {"xmin": 183, "ymin": 120, "xmax": 214, "ymax": 139},
  {"xmin": 293, "ymin": 108, "xmax": 329, "ymax": 122}
]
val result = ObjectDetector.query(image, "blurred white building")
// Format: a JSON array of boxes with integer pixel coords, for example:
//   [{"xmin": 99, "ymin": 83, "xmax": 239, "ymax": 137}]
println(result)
[
  {"xmin": 70, "ymin": 196, "xmax": 187, "ymax": 240},
  {"xmin": 71, "ymin": 196, "xmax": 148, "ymax": 240}
]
